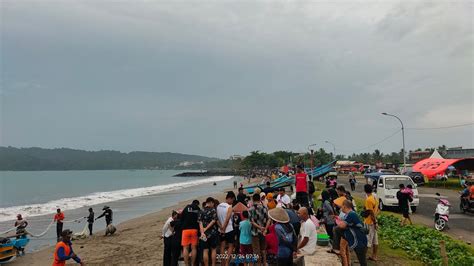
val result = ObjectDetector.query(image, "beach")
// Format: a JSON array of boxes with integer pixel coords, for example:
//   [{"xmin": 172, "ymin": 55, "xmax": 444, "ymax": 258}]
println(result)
[
  {"xmin": 10, "ymin": 177, "xmax": 341, "ymax": 266},
  {"xmin": 12, "ymin": 191, "xmax": 230, "ymax": 265}
]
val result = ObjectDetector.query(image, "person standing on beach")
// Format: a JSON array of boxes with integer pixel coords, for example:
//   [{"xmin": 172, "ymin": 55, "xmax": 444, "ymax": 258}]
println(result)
[
  {"xmin": 237, "ymin": 187, "xmax": 247, "ymax": 205},
  {"xmin": 54, "ymin": 209, "xmax": 65, "ymax": 242},
  {"xmin": 85, "ymin": 208, "xmax": 94, "ymax": 236},
  {"xmin": 239, "ymin": 211, "xmax": 253, "ymax": 266},
  {"xmin": 249, "ymin": 193, "xmax": 268, "ymax": 266},
  {"xmin": 52, "ymin": 229, "xmax": 84, "ymax": 266},
  {"xmin": 170, "ymin": 211, "xmax": 184, "ymax": 266},
  {"xmin": 276, "ymin": 188, "xmax": 291, "ymax": 208},
  {"xmin": 269, "ymin": 207, "xmax": 297, "ymax": 266},
  {"xmin": 296, "ymin": 207, "xmax": 316, "ymax": 256},
  {"xmin": 14, "ymin": 214, "xmax": 28, "ymax": 236},
  {"xmin": 96, "ymin": 206, "xmax": 113, "ymax": 236},
  {"xmin": 217, "ymin": 191, "xmax": 236, "ymax": 266},
  {"xmin": 295, "ymin": 165, "xmax": 309, "ymax": 209},
  {"xmin": 234, "ymin": 180, "xmax": 238, "ymax": 189},
  {"xmin": 199, "ymin": 197, "xmax": 219, "ymax": 266},
  {"xmin": 162, "ymin": 210, "xmax": 178, "ymax": 266},
  {"xmin": 181, "ymin": 200, "xmax": 201, "ymax": 266}
]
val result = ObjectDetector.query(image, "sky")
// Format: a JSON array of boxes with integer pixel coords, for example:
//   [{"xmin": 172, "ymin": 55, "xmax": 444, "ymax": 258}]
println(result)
[{"xmin": 0, "ymin": 0, "xmax": 473, "ymax": 158}]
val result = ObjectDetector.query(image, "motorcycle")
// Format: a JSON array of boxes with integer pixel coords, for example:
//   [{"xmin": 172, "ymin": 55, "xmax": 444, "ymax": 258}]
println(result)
[
  {"xmin": 434, "ymin": 193, "xmax": 450, "ymax": 231},
  {"xmin": 459, "ymin": 190, "xmax": 474, "ymax": 213}
]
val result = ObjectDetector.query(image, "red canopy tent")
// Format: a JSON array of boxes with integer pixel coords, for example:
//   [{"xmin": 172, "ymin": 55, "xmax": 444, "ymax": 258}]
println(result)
[
  {"xmin": 412, "ymin": 158, "xmax": 461, "ymax": 179},
  {"xmin": 413, "ymin": 150, "xmax": 474, "ymax": 179}
]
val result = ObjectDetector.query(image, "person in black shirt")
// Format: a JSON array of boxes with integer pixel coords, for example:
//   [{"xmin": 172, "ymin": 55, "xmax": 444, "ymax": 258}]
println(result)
[
  {"xmin": 170, "ymin": 213, "xmax": 183, "ymax": 266},
  {"xmin": 396, "ymin": 184, "xmax": 412, "ymax": 226},
  {"xmin": 85, "ymin": 208, "xmax": 94, "ymax": 236},
  {"xmin": 262, "ymin": 181, "xmax": 275, "ymax": 194},
  {"xmin": 181, "ymin": 200, "xmax": 201, "ymax": 266},
  {"xmin": 237, "ymin": 187, "xmax": 247, "ymax": 205}
]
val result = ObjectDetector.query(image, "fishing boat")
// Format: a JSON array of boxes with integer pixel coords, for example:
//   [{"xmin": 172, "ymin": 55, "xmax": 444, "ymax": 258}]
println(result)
[{"xmin": 0, "ymin": 236, "xmax": 30, "ymax": 264}]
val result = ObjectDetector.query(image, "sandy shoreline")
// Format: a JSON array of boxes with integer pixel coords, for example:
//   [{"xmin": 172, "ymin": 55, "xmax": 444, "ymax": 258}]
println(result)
[
  {"xmin": 11, "ymin": 182, "xmax": 246, "ymax": 265},
  {"xmin": 11, "ymin": 178, "xmax": 341, "ymax": 266}
]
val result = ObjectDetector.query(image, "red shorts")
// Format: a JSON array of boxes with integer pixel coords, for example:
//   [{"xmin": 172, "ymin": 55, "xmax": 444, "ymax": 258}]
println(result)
[
  {"xmin": 240, "ymin": 244, "xmax": 253, "ymax": 255},
  {"xmin": 181, "ymin": 229, "xmax": 198, "ymax": 246}
]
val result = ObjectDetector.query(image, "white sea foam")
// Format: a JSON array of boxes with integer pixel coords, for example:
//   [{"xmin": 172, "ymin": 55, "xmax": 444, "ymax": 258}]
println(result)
[{"xmin": 0, "ymin": 175, "xmax": 233, "ymax": 222}]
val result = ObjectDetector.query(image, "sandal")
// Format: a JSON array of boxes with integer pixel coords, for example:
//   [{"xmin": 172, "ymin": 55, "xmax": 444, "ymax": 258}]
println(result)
[{"xmin": 327, "ymin": 249, "xmax": 340, "ymax": 255}]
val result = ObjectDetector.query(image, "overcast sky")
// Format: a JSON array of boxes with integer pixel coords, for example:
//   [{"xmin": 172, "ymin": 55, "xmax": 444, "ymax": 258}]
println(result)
[{"xmin": 0, "ymin": 0, "xmax": 473, "ymax": 158}]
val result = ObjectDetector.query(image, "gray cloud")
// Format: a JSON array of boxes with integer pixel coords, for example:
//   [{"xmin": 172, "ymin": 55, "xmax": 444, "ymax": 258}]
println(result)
[{"xmin": 1, "ymin": 0, "xmax": 472, "ymax": 157}]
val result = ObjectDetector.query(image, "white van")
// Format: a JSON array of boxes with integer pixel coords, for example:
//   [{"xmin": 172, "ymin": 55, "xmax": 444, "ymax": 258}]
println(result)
[{"xmin": 376, "ymin": 175, "xmax": 420, "ymax": 212}]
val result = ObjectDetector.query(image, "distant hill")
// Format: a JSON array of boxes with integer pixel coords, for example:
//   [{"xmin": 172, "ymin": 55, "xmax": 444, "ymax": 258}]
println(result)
[{"xmin": 0, "ymin": 146, "xmax": 220, "ymax": 171}]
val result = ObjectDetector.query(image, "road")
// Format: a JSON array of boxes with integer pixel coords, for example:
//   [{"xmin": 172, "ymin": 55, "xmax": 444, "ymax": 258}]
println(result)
[{"xmin": 335, "ymin": 175, "xmax": 474, "ymax": 244}]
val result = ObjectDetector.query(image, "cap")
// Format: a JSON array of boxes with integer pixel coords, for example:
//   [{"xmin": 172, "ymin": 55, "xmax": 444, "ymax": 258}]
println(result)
[{"xmin": 61, "ymin": 229, "xmax": 73, "ymax": 238}]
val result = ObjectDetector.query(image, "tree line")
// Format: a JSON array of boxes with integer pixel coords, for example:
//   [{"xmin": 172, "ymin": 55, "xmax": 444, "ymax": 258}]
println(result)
[{"xmin": 0, "ymin": 147, "xmax": 218, "ymax": 171}]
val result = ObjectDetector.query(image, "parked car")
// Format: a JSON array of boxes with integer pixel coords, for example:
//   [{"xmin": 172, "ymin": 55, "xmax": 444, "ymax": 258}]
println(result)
[
  {"xmin": 403, "ymin": 171, "xmax": 425, "ymax": 185},
  {"xmin": 376, "ymin": 175, "xmax": 420, "ymax": 212}
]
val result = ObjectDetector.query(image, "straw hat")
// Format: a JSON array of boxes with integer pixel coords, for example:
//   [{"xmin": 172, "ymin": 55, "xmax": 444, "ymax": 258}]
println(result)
[{"xmin": 268, "ymin": 207, "xmax": 290, "ymax": 223}]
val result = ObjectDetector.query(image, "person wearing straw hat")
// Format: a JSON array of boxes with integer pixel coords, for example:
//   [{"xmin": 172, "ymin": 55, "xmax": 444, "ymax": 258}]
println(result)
[{"xmin": 268, "ymin": 207, "xmax": 297, "ymax": 266}]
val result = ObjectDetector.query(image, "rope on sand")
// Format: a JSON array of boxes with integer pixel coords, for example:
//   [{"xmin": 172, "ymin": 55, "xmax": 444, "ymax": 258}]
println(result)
[
  {"xmin": 2, "ymin": 217, "xmax": 85, "ymax": 238},
  {"xmin": 26, "ymin": 220, "xmax": 55, "ymax": 238},
  {"xmin": 0, "ymin": 227, "xmax": 17, "ymax": 235}
]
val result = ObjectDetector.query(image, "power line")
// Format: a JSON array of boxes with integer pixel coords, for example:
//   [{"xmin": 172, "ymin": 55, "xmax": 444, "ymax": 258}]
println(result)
[
  {"xmin": 338, "ymin": 129, "xmax": 402, "ymax": 153},
  {"xmin": 406, "ymin": 122, "xmax": 474, "ymax": 130}
]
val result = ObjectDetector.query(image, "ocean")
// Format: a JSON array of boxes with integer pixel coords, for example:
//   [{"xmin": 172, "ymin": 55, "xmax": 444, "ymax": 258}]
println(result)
[{"xmin": 0, "ymin": 170, "xmax": 239, "ymax": 251}]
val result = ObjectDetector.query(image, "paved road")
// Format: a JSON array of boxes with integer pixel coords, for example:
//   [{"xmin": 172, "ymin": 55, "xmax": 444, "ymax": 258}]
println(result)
[{"xmin": 335, "ymin": 175, "xmax": 474, "ymax": 244}]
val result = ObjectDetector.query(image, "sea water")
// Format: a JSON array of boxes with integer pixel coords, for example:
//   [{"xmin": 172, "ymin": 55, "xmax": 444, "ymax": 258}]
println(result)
[{"xmin": 0, "ymin": 170, "xmax": 240, "ymax": 251}]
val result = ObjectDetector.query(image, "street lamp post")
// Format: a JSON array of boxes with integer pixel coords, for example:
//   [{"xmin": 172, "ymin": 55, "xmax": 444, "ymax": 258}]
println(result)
[
  {"xmin": 382, "ymin": 112, "xmax": 406, "ymax": 171},
  {"xmin": 325, "ymin": 140, "xmax": 336, "ymax": 158}
]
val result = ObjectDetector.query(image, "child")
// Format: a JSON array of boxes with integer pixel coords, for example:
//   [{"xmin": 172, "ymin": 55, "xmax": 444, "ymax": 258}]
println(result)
[
  {"xmin": 265, "ymin": 224, "xmax": 278, "ymax": 265},
  {"xmin": 239, "ymin": 210, "xmax": 253, "ymax": 266},
  {"xmin": 402, "ymin": 184, "xmax": 414, "ymax": 213}
]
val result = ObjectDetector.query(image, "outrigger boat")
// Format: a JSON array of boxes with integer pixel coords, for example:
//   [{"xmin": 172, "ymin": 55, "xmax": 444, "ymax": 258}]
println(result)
[{"xmin": 0, "ymin": 235, "xmax": 30, "ymax": 264}]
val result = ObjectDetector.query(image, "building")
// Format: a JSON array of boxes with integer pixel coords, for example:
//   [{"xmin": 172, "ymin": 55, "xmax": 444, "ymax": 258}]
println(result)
[
  {"xmin": 229, "ymin": 155, "xmax": 244, "ymax": 160},
  {"xmin": 409, "ymin": 150, "xmax": 432, "ymax": 163},
  {"xmin": 445, "ymin": 148, "xmax": 474, "ymax": 159}
]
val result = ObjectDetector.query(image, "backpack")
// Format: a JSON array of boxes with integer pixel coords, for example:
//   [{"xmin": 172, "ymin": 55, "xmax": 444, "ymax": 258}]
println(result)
[{"xmin": 277, "ymin": 223, "xmax": 297, "ymax": 252}]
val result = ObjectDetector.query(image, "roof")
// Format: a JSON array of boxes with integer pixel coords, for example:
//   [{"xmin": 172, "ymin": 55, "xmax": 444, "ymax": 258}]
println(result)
[{"xmin": 429, "ymin": 149, "xmax": 444, "ymax": 159}]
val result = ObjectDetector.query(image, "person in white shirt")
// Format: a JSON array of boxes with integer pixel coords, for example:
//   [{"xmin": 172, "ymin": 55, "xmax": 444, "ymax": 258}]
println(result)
[
  {"xmin": 162, "ymin": 210, "xmax": 178, "ymax": 266},
  {"xmin": 276, "ymin": 187, "xmax": 291, "ymax": 208},
  {"xmin": 296, "ymin": 207, "xmax": 317, "ymax": 255},
  {"xmin": 217, "ymin": 191, "xmax": 236, "ymax": 266}
]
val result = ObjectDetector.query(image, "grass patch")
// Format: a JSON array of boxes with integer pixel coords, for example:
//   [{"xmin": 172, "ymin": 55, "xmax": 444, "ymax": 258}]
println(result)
[{"xmin": 424, "ymin": 178, "xmax": 464, "ymax": 190}]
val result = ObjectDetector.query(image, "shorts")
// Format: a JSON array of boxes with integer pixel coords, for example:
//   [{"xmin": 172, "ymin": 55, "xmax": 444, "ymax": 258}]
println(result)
[
  {"xmin": 401, "ymin": 208, "xmax": 410, "ymax": 218},
  {"xmin": 181, "ymin": 229, "xmax": 198, "ymax": 246},
  {"xmin": 240, "ymin": 244, "xmax": 253, "ymax": 255},
  {"xmin": 251, "ymin": 235, "xmax": 266, "ymax": 254},
  {"xmin": 220, "ymin": 230, "xmax": 235, "ymax": 244},
  {"xmin": 367, "ymin": 224, "xmax": 378, "ymax": 247},
  {"xmin": 200, "ymin": 234, "xmax": 219, "ymax": 249}
]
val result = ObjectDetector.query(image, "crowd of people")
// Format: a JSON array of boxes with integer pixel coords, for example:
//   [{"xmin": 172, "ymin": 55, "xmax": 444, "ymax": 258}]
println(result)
[
  {"xmin": 161, "ymin": 191, "xmax": 319, "ymax": 266},
  {"xmin": 161, "ymin": 166, "xmax": 319, "ymax": 266}
]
